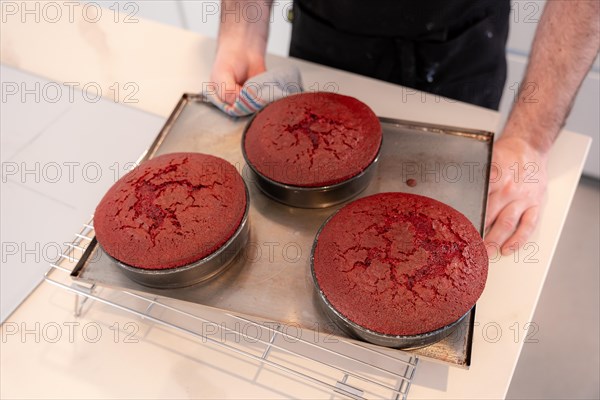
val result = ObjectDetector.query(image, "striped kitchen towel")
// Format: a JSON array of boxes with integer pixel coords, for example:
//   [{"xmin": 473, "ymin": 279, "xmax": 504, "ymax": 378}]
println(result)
[{"xmin": 204, "ymin": 66, "xmax": 303, "ymax": 117}]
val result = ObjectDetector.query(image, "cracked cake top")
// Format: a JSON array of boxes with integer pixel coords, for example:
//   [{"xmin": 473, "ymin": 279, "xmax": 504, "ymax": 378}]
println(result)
[
  {"xmin": 243, "ymin": 92, "xmax": 382, "ymax": 187},
  {"xmin": 312, "ymin": 192, "xmax": 488, "ymax": 336},
  {"xmin": 94, "ymin": 153, "xmax": 247, "ymax": 270}
]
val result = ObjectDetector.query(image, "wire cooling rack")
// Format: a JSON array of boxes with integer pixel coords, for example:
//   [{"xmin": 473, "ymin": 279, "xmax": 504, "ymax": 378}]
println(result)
[{"xmin": 45, "ymin": 218, "xmax": 418, "ymax": 400}]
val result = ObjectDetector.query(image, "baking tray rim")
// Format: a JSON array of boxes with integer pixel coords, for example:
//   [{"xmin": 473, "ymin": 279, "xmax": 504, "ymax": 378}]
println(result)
[{"xmin": 71, "ymin": 92, "xmax": 495, "ymax": 367}]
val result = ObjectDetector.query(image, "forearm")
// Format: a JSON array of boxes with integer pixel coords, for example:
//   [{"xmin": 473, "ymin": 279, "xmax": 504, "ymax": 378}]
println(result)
[
  {"xmin": 211, "ymin": 1, "xmax": 273, "ymax": 102},
  {"xmin": 217, "ymin": 0, "xmax": 273, "ymax": 55},
  {"xmin": 503, "ymin": 0, "xmax": 600, "ymax": 153}
]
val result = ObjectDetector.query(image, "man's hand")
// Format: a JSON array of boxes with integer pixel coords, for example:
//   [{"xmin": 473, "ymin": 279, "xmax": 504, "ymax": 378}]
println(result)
[
  {"xmin": 210, "ymin": 39, "xmax": 267, "ymax": 104},
  {"xmin": 485, "ymin": 136, "xmax": 548, "ymax": 257},
  {"xmin": 209, "ymin": 1, "xmax": 272, "ymax": 104}
]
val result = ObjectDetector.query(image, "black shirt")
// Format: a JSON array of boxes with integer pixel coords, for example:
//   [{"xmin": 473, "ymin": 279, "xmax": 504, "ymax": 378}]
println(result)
[
  {"xmin": 295, "ymin": 0, "xmax": 504, "ymax": 39},
  {"xmin": 290, "ymin": 0, "xmax": 511, "ymax": 109}
]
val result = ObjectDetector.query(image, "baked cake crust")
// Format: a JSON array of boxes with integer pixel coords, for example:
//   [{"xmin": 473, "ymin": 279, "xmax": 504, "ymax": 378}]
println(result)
[
  {"xmin": 94, "ymin": 153, "xmax": 246, "ymax": 270},
  {"xmin": 313, "ymin": 192, "xmax": 488, "ymax": 336},
  {"xmin": 244, "ymin": 92, "xmax": 382, "ymax": 187}
]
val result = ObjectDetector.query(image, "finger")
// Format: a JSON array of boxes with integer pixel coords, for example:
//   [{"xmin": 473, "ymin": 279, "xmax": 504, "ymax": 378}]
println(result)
[
  {"xmin": 487, "ymin": 161, "xmax": 504, "ymax": 194},
  {"xmin": 484, "ymin": 200, "xmax": 525, "ymax": 254},
  {"xmin": 485, "ymin": 191, "xmax": 505, "ymax": 230},
  {"xmin": 501, "ymin": 206, "xmax": 540, "ymax": 256}
]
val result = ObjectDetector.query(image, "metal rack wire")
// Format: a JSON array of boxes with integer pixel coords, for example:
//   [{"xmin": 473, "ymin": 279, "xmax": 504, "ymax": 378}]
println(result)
[{"xmin": 45, "ymin": 219, "xmax": 418, "ymax": 399}]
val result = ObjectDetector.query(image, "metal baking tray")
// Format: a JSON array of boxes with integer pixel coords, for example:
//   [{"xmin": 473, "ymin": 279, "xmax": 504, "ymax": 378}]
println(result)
[{"xmin": 71, "ymin": 93, "xmax": 493, "ymax": 367}]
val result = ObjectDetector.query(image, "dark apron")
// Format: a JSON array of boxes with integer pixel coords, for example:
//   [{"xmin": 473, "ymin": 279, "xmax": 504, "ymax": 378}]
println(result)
[{"xmin": 289, "ymin": 0, "xmax": 510, "ymax": 110}]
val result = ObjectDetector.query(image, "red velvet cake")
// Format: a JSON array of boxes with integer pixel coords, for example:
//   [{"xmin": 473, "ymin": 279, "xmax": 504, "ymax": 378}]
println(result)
[
  {"xmin": 243, "ymin": 92, "xmax": 382, "ymax": 187},
  {"xmin": 312, "ymin": 192, "xmax": 488, "ymax": 336},
  {"xmin": 94, "ymin": 153, "xmax": 247, "ymax": 270}
]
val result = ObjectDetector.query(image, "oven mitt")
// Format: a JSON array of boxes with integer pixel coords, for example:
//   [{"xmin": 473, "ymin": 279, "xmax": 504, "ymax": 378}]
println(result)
[{"xmin": 204, "ymin": 66, "xmax": 303, "ymax": 117}]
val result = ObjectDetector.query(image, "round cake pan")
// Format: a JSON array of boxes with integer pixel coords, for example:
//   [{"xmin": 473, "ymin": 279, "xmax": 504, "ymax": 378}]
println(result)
[
  {"xmin": 241, "ymin": 116, "xmax": 380, "ymax": 209},
  {"xmin": 104, "ymin": 184, "xmax": 250, "ymax": 289},
  {"xmin": 309, "ymin": 214, "xmax": 468, "ymax": 349}
]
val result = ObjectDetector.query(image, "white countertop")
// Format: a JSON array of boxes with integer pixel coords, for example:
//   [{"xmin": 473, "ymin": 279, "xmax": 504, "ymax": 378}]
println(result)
[{"xmin": 0, "ymin": 6, "xmax": 591, "ymax": 399}]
